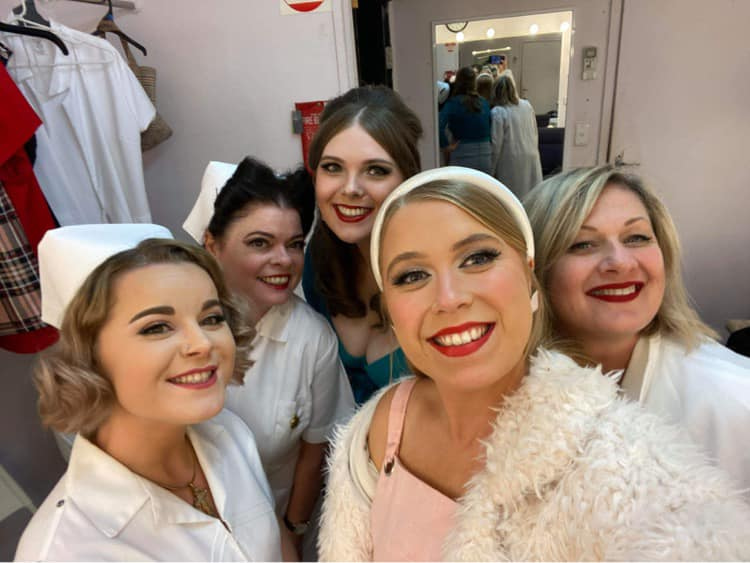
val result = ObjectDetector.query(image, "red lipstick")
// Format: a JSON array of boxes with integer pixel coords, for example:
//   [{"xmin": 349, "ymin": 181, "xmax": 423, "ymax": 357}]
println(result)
[
  {"xmin": 586, "ymin": 282, "xmax": 644, "ymax": 302},
  {"xmin": 428, "ymin": 322, "xmax": 494, "ymax": 358},
  {"xmin": 333, "ymin": 204, "xmax": 373, "ymax": 223}
]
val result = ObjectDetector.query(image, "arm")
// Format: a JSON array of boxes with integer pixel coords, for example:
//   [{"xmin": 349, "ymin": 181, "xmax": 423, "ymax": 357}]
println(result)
[
  {"xmin": 283, "ymin": 440, "xmax": 327, "ymax": 550},
  {"xmin": 490, "ymin": 108, "xmax": 506, "ymax": 174},
  {"xmin": 318, "ymin": 393, "xmax": 384, "ymax": 561},
  {"xmin": 438, "ymin": 100, "xmax": 454, "ymax": 148}
]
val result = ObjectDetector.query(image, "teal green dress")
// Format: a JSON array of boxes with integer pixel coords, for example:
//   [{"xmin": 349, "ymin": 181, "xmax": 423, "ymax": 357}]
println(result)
[{"xmin": 302, "ymin": 252, "xmax": 409, "ymax": 404}]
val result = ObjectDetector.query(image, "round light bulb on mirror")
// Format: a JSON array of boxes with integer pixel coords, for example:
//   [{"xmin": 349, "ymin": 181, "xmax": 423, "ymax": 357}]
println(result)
[
  {"xmin": 486, "ymin": 27, "xmax": 495, "ymax": 38},
  {"xmin": 529, "ymin": 23, "xmax": 539, "ymax": 35},
  {"xmin": 560, "ymin": 21, "xmax": 570, "ymax": 32},
  {"xmin": 456, "ymin": 31, "xmax": 465, "ymax": 42}
]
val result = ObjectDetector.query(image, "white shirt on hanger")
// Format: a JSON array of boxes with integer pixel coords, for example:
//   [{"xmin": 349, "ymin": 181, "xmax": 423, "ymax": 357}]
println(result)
[
  {"xmin": 224, "ymin": 294, "xmax": 355, "ymax": 513},
  {"xmin": 14, "ymin": 409, "xmax": 281, "ymax": 562},
  {"xmin": 2, "ymin": 19, "xmax": 155, "ymax": 225}
]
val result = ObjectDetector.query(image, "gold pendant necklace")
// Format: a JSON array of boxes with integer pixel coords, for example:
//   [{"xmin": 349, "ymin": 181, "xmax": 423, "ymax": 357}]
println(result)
[{"xmin": 152, "ymin": 444, "xmax": 218, "ymax": 518}]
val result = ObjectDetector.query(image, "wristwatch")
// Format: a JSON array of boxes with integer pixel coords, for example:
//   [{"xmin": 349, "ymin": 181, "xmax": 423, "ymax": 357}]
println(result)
[{"xmin": 283, "ymin": 514, "xmax": 310, "ymax": 535}]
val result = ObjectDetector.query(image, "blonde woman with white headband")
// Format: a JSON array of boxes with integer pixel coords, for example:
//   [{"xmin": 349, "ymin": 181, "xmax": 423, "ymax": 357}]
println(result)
[
  {"xmin": 15, "ymin": 226, "xmax": 288, "ymax": 561},
  {"xmin": 317, "ymin": 167, "xmax": 750, "ymax": 561}
]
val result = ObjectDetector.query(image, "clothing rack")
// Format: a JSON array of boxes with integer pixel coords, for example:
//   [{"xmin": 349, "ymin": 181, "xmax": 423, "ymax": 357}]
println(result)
[{"xmin": 66, "ymin": 0, "xmax": 136, "ymax": 10}]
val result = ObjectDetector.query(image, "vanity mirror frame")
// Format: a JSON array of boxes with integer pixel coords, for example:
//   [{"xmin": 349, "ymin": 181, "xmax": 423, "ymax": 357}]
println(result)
[{"xmin": 431, "ymin": 9, "xmax": 575, "ymax": 171}]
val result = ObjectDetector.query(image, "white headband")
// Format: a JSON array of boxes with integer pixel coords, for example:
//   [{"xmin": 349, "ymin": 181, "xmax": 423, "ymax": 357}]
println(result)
[
  {"xmin": 39, "ymin": 223, "xmax": 173, "ymax": 328},
  {"xmin": 182, "ymin": 161, "xmax": 239, "ymax": 243},
  {"xmin": 369, "ymin": 166, "xmax": 535, "ymax": 290}
]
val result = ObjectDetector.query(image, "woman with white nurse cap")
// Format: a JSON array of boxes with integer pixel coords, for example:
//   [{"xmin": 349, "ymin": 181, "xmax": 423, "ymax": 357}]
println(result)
[
  {"xmin": 184, "ymin": 157, "xmax": 354, "ymax": 557},
  {"xmin": 15, "ymin": 224, "xmax": 286, "ymax": 561}
]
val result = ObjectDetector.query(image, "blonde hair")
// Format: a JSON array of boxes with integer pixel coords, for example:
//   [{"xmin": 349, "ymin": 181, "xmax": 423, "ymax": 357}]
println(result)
[
  {"xmin": 35, "ymin": 239, "xmax": 254, "ymax": 435},
  {"xmin": 378, "ymin": 180, "xmax": 551, "ymax": 366},
  {"xmin": 491, "ymin": 74, "xmax": 520, "ymax": 107},
  {"xmin": 524, "ymin": 165, "xmax": 716, "ymax": 355}
]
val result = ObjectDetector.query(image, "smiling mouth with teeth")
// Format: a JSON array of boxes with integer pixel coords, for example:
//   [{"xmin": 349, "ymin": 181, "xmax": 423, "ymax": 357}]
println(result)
[
  {"xmin": 429, "ymin": 323, "xmax": 495, "ymax": 357},
  {"xmin": 334, "ymin": 204, "xmax": 373, "ymax": 222},
  {"xmin": 259, "ymin": 275, "xmax": 290, "ymax": 287},
  {"xmin": 587, "ymin": 282, "xmax": 644, "ymax": 302},
  {"xmin": 168, "ymin": 368, "xmax": 217, "ymax": 388},
  {"xmin": 432, "ymin": 325, "xmax": 490, "ymax": 347}
]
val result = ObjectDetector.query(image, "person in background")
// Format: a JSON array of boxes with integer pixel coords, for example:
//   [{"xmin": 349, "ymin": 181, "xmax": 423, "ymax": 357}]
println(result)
[
  {"xmin": 15, "ymin": 227, "xmax": 289, "ymax": 561},
  {"xmin": 302, "ymin": 85, "xmax": 422, "ymax": 404},
  {"xmin": 524, "ymin": 164, "xmax": 750, "ymax": 492},
  {"xmin": 318, "ymin": 166, "xmax": 750, "ymax": 561},
  {"xmin": 183, "ymin": 157, "xmax": 355, "ymax": 558},
  {"xmin": 476, "ymin": 72, "xmax": 493, "ymax": 102},
  {"xmin": 438, "ymin": 66, "xmax": 492, "ymax": 173},
  {"xmin": 489, "ymin": 73, "xmax": 543, "ymax": 199}
]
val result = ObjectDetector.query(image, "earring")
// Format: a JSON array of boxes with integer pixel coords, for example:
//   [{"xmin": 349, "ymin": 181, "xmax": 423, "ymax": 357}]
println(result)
[{"xmin": 530, "ymin": 291, "xmax": 539, "ymax": 313}]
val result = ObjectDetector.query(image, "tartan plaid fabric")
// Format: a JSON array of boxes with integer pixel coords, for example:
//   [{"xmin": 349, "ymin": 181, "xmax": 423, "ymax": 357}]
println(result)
[{"xmin": 0, "ymin": 180, "xmax": 44, "ymax": 335}]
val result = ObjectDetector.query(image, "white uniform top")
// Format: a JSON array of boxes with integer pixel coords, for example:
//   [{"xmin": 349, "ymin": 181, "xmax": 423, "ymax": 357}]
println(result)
[
  {"xmin": 224, "ymin": 295, "xmax": 355, "ymax": 513},
  {"xmin": 490, "ymin": 99, "xmax": 543, "ymax": 199},
  {"xmin": 624, "ymin": 333, "xmax": 750, "ymax": 492},
  {"xmin": 2, "ymin": 20, "xmax": 155, "ymax": 225},
  {"xmin": 14, "ymin": 410, "xmax": 281, "ymax": 562}
]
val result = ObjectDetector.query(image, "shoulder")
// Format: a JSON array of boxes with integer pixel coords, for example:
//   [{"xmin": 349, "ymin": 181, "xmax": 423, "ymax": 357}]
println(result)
[
  {"xmin": 651, "ymin": 334, "xmax": 750, "ymax": 383},
  {"xmin": 15, "ymin": 477, "xmax": 70, "ymax": 561},
  {"xmin": 365, "ymin": 383, "xmax": 400, "ymax": 472},
  {"xmin": 289, "ymin": 295, "xmax": 332, "ymax": 333},
  {"xmin": 491, "ymin": 105, "xmax": 508, "ymax": 117}
]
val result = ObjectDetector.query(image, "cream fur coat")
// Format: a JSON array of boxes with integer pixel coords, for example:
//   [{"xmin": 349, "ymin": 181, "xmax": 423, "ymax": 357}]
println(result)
[{"xmin": 318, "ymin": 350, "xmax": 750, "ymax": 561}]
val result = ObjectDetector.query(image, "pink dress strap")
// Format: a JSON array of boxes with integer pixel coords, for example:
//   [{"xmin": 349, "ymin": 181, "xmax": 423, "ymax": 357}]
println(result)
[{"xmin": 383, "ymin": 377, "xmax": 418, "ymax": 462}]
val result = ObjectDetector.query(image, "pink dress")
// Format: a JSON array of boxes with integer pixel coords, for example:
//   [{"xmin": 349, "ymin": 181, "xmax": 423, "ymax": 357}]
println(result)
[{"xmin": 370, "ymin": 379, "xmax": 457, "ymax": 561}]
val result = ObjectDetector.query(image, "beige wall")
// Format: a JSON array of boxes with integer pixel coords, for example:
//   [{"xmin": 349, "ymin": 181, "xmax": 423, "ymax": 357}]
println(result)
[{"xmin": 610, "ymin": 0, "xmax": 750, "ymax": 332}]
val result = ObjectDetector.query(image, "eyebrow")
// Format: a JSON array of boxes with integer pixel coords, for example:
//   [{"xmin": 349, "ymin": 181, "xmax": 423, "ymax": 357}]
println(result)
[
  {"xmin": 579, "ymin": 216, "xmax": 649, "ymax": 231},
  {"xmin": 319, "ymin": 155, "xmax": 394, "ymax": 166},
  {"xmin": 385, "ymin": 233, "xmax": 498, "ymax": 279},
  {"xmin": 128, "ymin": 299, "xmax": 221, "ymax": 324},
  {"xmin": 245, "ymin": 231, "xmax": 275, "ymax": 239},
  {"xmin": 451, "ymin": 233, "xmax": 497, "ymax": 251}
]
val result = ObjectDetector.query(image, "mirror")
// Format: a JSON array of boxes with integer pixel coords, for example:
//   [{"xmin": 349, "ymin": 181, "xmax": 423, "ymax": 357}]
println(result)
[{"xmin": 434, "ymin": 11, "xmax": 573, "ymax": 185}]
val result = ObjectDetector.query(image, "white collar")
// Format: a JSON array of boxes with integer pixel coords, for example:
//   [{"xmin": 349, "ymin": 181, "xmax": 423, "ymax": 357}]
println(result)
[
  {"xmin": 255, "ymin": 296, "xmax": 297, "ymax": 342},
  {"xmin": 66, "ymin": 421, "xmax": 227, "ymax": 538}
]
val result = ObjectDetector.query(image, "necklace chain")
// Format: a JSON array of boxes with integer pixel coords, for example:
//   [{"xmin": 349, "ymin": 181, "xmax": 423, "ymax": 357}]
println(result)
[{"xmin": 149, "ymin": 444, "xmax": 218, "ymax": 518}]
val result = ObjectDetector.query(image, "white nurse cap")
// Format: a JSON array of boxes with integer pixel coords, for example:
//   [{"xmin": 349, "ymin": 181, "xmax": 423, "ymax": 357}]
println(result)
[
  {"xmin": 182, "ymin": 161, "xmax": 239, "ymax": 243},
  {"xmin": 39, "ymin": 223, "xmax": 173, "ymax": 328}
]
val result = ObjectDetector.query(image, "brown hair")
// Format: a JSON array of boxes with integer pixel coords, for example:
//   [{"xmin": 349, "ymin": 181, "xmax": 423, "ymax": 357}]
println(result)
[
  {"xmin": 524, "ymin": 165, "xmax": 717, "ymax": 357},
  {"xmin": 35, "ymin": 239, "xmax": 254, "ymax": 435},
  {"xmin": 453, "ymin": 66, "xmax": 483, "ymax": 112},
  {"xmin": 307, "ymin": 85, "xmax": 422, "ymax": 318}
]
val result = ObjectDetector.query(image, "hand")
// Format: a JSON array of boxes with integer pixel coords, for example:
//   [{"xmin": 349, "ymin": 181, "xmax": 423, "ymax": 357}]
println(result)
[{"xmin": 278, "ymin": 518, "xmax": 301, "ymax": 561}]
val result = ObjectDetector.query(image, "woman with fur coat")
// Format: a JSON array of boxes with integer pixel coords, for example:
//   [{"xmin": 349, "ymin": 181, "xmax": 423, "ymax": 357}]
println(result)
[{"xmin": 318, "ymin": 167, "xmax": 750, "ymax": 561}]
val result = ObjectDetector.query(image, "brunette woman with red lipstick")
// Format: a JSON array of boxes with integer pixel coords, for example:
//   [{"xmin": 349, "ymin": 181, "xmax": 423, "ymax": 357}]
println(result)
[
  {"xmin": 17, "ymin": 227, "xmax": 287, "ymax": 561},
  {"xmin": 525, "ymin": 164, "xmax": 750, "ymax": 494},
  {"xmin": 317, "ymin": 167, "xmax": 750, "ymax": 561},
  {"xmin": 303, "ymin": 86, "xmax": 423, "ymax": 404},
  {"xmin": 184, "ymin": 157, "xmax": 354, "ymax": 558}
]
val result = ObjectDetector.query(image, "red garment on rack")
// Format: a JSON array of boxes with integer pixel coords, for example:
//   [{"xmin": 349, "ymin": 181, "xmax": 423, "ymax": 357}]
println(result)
[{"xmin": 0, "ymin": 64, "xmax": 58, "ymax": 353}]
